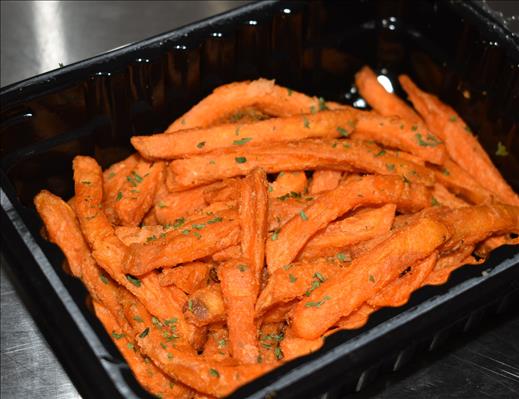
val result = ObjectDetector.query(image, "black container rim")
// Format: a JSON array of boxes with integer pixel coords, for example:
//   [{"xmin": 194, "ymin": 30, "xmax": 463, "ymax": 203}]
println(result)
[{"xmin": 1, "ymin": 0, "xmax": 518, "ymax": 102}]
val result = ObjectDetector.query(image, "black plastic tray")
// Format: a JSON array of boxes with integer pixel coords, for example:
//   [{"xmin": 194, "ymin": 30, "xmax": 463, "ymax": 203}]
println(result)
[{"xmin": 1, "ymin": 1, "xmax": 518, "ymax": 398}]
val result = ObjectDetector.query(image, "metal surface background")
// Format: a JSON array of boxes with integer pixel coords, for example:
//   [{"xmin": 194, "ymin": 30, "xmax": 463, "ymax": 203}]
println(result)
[{"xmin": 1, "ymin": 1, "xmax": 518, "ymax": 399}]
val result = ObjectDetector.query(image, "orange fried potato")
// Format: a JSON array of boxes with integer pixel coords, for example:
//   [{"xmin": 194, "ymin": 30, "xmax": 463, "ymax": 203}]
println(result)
[
  {"xmin": 115, "ymin": 225, "xmax": 170, "ymax": 245},
  {"xmin": 125, "ymin": 210, "xmax": 240, "ymax": 275},
  {"xmin": 202, "ymin": 325, "xmax": 231, "ymax": 361},
  {"xmin": 73, "ymin": 156, "xmax": 193, "ymax": 350},
  {"xmin": 165, "ymin": 78, "xmax": 346, "ymax": 132},
  {"xmin": 239, "ymin": 168, "xmax": 269, "ymax": 284},
  {"xmin": 219, "ymin": 259, "xmax": 259, "ymax": 364},
  {"xmin": 400, "ymin": 75, "xmax": 519, "ymax": 205},
  {"xmin": 424, "ymin": 246, "xmax": 476, "ymax": 286},
  {"xmin": 308, "ymin": 170, "xmax": 342, "ymax": 194},
  {"xmin": 291, "ymin": 216, "xmax": 450, "ymax": 339},
  {"xmin": 114, "ymin": 159, "xmax": 164, "ymax": 226},
  {"xmin": 268, "ymin": 195, "xmax": 316, "ymax": 232},
  {"xmin": 259, "ymin": 301, "xmax": 297, "ymax": 325},
  {"xmin": 336, "ymin": 303, "xmax": 377, "ymax": 330},
  {"xmin": 185, "ymin": 284, "xmax": 226, "ymax": 327},
  {"xmin": 279, "ymin": 330, "xmax": 324, "ymax": 362},
  {"xmin": 266, "ymin": 175, "xmax": 430, "ymax": 272},
  {"xmin": 167, "ymin": 139, "xmax": 435, "ymax": 190},
  {"xmin": 93, "ymin": 302, "xmax": 193, "ymax": 399},
  {"xmin": 34, "ymin": 190, "xmax": 122, "ymax": 315},
  {"xmin": 268, "ymin": 171, "xmax": 308, "ymax": 199},
  {"xmin": 298, "ymin": 204, "xmax": 396, "ymax": 260},
  {"xmin": 257, "ymin": 322, "xmax": 285, "ymax": 364},
  {"xmin": 212, "ymin": 245, "xmax": 242, "ymax": 262},
  {"xmin": 159, "ymin": 261, "xmax": 211, "ymax": 293},
  {"xmin": 132, "ymin": 108, "xmax": 358, "ymax": 160},
  {"xmin": 431, "ymin": 183, "xmax": 468, "ymax": 209},
  {"xmin": 438, "ymin": 204, "xmax": 519, "ymax": 253},
  {"xmin": 119, "ymin": 288, "xmax": 274, "ymax": 398},
  {"xmin": 432, "ymin": 159, "xmax": 494, "ymax": 205},
  {"xmin": 352, "ymin": 112, "xmax": 446, "ymax": 164},
  {"xmin": 368, "ymin": 252, "xmax": 438, "ymax": 308},
  {"xmin": 102, "ymin": 154, "xmax": 140, "ymax": 224},
  {"xmin": 256, "ymin": 258, "xmax": 342, "ymax": 316},
  {"xmin": 355, "ymin": 66, "xmax": 421, "ymax": 123}
]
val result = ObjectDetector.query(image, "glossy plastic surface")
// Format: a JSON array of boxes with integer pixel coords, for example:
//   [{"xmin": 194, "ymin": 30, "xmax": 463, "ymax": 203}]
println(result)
[{"xmin": 1, "ymin": 1, "xmax": 518, "ymax": 398}]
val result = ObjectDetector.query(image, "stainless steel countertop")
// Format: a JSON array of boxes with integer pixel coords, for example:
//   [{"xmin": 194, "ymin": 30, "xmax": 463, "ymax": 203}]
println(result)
[{"xmin": 1, "ymin": 1, "xmax": 518, "ymax": 399}]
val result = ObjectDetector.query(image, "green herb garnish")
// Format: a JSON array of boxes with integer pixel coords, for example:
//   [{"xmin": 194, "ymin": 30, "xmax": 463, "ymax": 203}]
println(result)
[
  {"xmin": 126, "ymin": 274, "xmax": 141, "ymax": 287},
  {"xmin": 111, "ymin": 332, "xmax": 124, "ymax": 339},
  {"xmin": 337, "ymin": 127, "xmax": 349, "ymax": 137},
  {"xmin": 304, "ymin": 295, "xmax": 331, "ymax": 308},
  {"xmin": 496, "ymin": 141, "xmax": 508, "ymax": 156},
  {"xmin": 233, "ymin": 137, "xmax": 252, "ymax": 146},
  {"xmin": 139, "ymin": 328, "xmax": 150, "ymax": 338}
]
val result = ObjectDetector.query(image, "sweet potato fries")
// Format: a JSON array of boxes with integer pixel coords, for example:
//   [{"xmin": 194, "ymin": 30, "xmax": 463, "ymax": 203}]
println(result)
[{"xmin": 35, "ymin": 67, "xmax": 519, "ymax": 397}]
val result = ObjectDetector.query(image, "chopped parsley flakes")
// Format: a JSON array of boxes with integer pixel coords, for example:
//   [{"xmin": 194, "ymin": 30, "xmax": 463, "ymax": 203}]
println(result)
[
  {"xmin": 305, "ymin": 295, "xmax": 331, "ymax": 308},
  {"xmin": 496, "ymin": 142, "xmax": 508, "ymax": 156},
  {"xmin": 233, "ymin": 137, "xmax": 252, "ymax": 146},
  {"xmin": 126, "ymin": 274, "xmax": 141, "ymax": 287}
]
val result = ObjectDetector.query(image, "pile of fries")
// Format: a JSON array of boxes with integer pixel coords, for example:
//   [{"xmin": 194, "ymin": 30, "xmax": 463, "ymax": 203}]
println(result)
[{"xmin": 35, "ymin": 66, "xmax": 519, "ymax": 398}]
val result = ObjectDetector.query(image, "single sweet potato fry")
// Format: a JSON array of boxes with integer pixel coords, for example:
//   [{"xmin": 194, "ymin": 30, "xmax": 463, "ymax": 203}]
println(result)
[
  {"xmin": 368, "ymin": 252, "xmax": 438, "ymax": 308},
  {"xmin": 256, "ymin": 258, "xmax": 342, "ymax": 317},
  {"xmin": 119, "ymin": 289, "xmax": 274, "ymax": 398},
  {"xmin": 125, "ymin": 210, "xmax": 240, "ymax": 275},
  {"xmin": 259, "ymin": 301, "xmax": 297, "ymax": 325},
  {"xmin": 399, "ymin": 75, "xmax": 519, "ymax": 205},
  {"xmin": 438, "ymin": 204, "xmax": 519, "ymax": 253},
  {"xmin": 431, "ymin": 183, "xmax": 468, "ymax": 209},
  {"xmin": 352, "ymin": 111, "xmax": 446, "ymax": 164},
  {"xmin": 167, "ymin": 139, "xmax": 435, "ymax": 190},
  {"xmin": 355, "ymin": 66, "xmax": 421, "ymax": 123},
  {"xmin": 114, "ymin": 160, "xmax": 165, "ymax": 226},
  {"xmin": 185, "ymin": 284, "xmax": 226, "ymax": 327},
  {"xmin": 257, "ymin": 323, "xmax": 285, "ymax": 364},
  {"xmin": 159, "ymin": 261, "xmax": 211, "ymax": 293},
  {"xmin": 336, "ymin": 303, "xmax": 377, "ymax": 330},
  {"xmin": 279, "ymin": 329, "xmax": 324, "ymax": 362},
  {"xmin": 268, "ymin": 195, "xmax": 317, "ymax": 232},
  {"xmin": 165, "ymin": 79, "xmax": 347, "ymax": 132},
  {"xmin": 34, "ymin": 190, "xmax": 122, "ymax": 316},
  {"xmin": 35, "ymin": 190, "xmax": 89, "ymax": 279},
  {"xmin": 309, "ymin": 170, "xmax": 342, "ymax": 194},
  {"xmin": 202, "ymin": 325, "xmax": 231, "ymax": 361},
  {"xmin": 218, "ymin": 259, "xmax": 259, "ymax": 364},
  {"xmin": 474, "ymin": 234, "xmax": 519, "ymax": 259},
  {"xmin": 239, "ymin": 168, "xmax": 269, "ymax": 285},
  {"xmin": 432, "ymin": 159, "xmax": 494, "ymax": 204},
  {"xmin": 102, "ymin": 154, "xmax": 140, "ymax": 224},
  {"xmin": 73, "ymin": 156, "xmax": 193, "ymax": 350},
  {"xmin": 154, "ymin": 186, "xmax": 208, "ymax": 225},
  {"xmin": 298, "ymin": 204, "xmax": 396, "ymax": 260},
  {"xmin": 266, "ymin": 175, "xmax": 429, "ymax": 272},
  {"xmin": 115, "ymin": 225, "xmax": 170, "ymax": 245},
  {"xmin": 423, "ymin": 246, "xmax": 476, "ymax": 286},
  {"xmin": 132, "ymin": 108, "xmax": 359, "ymax": 160},
  {"xmin": 212, "ymin": 245, "xmax": 242, "ymax": 262},
  {"xmin": 291, "ymin": 216, "xmax": 450, "ymax": 339},
  {"xmin": 202, "ymin": 178, "xmax": 242, "ymax": 203},
  {"xmin": 93, "ymin": 301, "xmax": 193, "ymax": 399},
  {"xmin": 268, "ymin": 171, "xmax": 308, "ymax": 199}
]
